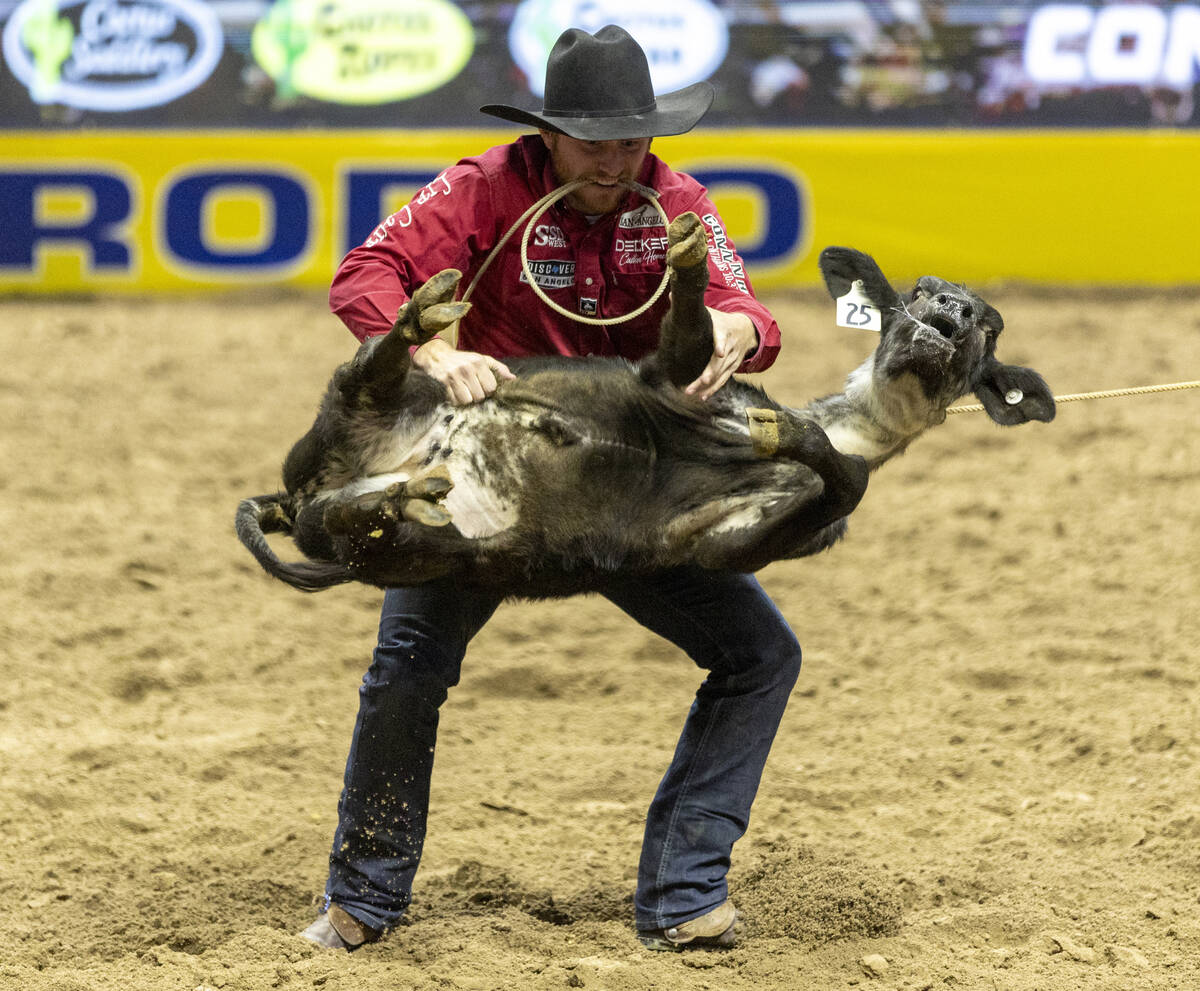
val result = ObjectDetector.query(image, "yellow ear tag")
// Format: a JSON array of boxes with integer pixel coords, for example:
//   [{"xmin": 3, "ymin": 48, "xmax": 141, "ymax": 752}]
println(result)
[{"xmin": 836, "ymin": 280, "xmax": 883, "ymax": 332}]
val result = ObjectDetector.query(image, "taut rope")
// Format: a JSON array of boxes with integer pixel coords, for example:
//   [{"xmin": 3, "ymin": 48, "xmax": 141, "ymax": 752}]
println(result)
[{"xmin": 946, "ymin": 379, "xmax": 1200, "ymax": 415}]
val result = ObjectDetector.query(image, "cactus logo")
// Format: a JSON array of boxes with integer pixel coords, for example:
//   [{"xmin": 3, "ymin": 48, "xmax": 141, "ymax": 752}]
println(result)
[
  {"xmin": 251, "ymin": 0, "xmax": 475, "ymax": 105},
  {"xmin": 2, "ymin": 0, "xmax": 223, "ymax": 111},
  {"xmin": 508, "ymin": 0, "xmax": 728, "ymax": 98}
]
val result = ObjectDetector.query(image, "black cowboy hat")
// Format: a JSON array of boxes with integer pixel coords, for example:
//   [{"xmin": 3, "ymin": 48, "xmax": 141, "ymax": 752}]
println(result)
[{"xmin": 480, "ymin": 25, "xmax": 715, "ymax": 140}]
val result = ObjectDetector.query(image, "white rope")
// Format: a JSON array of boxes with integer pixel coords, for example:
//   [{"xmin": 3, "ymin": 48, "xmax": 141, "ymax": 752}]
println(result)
[
  {"xmin": 450, "ymin": 177, "xmax": 671, "ymax": 345},
  {"xmin": 459, "ymin": 179, "xmax": 588, "ymax": 307},
  {"xmin": 946, "ymin": 379, "xmax": 1200, "ymax": 415},
  {"xmin": 517, "ymin": 179, "xmax": 671, "ymax": 326}
]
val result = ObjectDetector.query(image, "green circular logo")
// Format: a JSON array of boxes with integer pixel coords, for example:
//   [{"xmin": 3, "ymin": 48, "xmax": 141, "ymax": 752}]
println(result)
[{"xmin": 252, "ymin": 0, "xmax": 474, "ymax": 105}]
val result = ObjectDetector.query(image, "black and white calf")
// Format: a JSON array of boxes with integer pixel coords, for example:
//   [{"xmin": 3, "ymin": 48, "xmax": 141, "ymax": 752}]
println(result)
[{"xmin": 236, "ymin": 213, "xmax": 1054, "ymax": 596}]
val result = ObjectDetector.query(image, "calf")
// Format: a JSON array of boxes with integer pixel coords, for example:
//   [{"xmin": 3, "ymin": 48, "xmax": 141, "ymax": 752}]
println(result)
[{"xmin": 236, "ymin": 213, "xmax": 1053, "ymax": 595}]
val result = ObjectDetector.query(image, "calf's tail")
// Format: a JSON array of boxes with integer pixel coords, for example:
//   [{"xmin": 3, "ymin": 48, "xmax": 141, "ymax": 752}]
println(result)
[{"xmin": 235, "ymin": 493, "xmax": 354, "ymax": 592}]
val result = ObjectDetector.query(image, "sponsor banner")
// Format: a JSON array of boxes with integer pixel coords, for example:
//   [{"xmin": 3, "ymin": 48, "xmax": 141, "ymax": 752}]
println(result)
[
  {"xmin": 1, "ymin": 128, "xmax": 1198, "ymax": 292},
  {"xmin": 1024, "ymin": 3, "xmax": 1200, "ymax": 88},
  {"xmin": 507, "ymin": 0, "xmax": 728, "ymax": 99},
  {"xmin": 4, "ymin": 2, "xmax": 1200, "ymax": 129},
  {"xmin": 250, "ymin": 0, "xmax": 474, "ymax": 105},
  {"xmin": 3, "ymin": 0, "xmax": 224, "ymax": 111}
]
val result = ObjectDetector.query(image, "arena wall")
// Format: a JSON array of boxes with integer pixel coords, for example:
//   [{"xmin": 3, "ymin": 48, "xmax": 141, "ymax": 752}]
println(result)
[{"xmin": 3, "ymin": 128, "xmax": 1197, "ymax": 293}]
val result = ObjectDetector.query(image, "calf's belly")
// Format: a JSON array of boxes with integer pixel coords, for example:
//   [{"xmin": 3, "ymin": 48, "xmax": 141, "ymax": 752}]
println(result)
[{"xmin": 318, "ymin": 405, "xmax": 535, "ymax": 540}]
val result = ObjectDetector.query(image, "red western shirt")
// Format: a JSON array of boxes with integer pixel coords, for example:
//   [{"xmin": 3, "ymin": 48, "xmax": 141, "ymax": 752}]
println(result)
[{"xmin": 329, "ymin": 135, "xmax": 780, "ymax": 373}]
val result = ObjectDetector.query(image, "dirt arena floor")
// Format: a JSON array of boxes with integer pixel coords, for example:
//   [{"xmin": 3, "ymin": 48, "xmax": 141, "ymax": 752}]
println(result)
[{"xmin": 2, "ymin": 283, "xmax": 1198, "ymax": 991}]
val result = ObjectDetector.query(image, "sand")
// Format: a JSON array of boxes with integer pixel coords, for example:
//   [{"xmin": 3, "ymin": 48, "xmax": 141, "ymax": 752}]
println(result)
[{"xmin": 1, "ymin": 285, "xmax": 1197, "ymax": 990}]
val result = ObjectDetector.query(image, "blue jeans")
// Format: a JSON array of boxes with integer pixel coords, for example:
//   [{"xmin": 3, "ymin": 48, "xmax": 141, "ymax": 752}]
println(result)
[{"xmin": 323, "ymin": 568, "xmax": 802, "ymax": 934}]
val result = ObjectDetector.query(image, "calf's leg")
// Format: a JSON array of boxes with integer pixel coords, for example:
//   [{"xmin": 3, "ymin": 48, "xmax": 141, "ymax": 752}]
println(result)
[
  {"xmin": 746, "ymin": 406, "xmax": 868, "ymax": 520},
  {"xmin": 323, "ymin": 467, "xmax": 455, "ymax": 536},
  {"xmin": 350, "ymin": 270, "xmax": 471, "ymax": 409},
  {"xmin": 653, "ymin": 213, "xmax": 715, "ymax": 388},
  {"xmin": 674, "ymin": 408, "xmax": 869, "ymax": 571}
]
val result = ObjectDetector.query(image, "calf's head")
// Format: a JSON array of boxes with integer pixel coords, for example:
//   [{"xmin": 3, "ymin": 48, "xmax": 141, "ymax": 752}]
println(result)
[{"xmin": 819, "ymin": 247, "xmax": 1055, "ymax": 425}]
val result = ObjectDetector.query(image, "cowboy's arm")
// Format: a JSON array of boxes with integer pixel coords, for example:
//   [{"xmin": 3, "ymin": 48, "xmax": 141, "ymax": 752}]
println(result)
[
  {"xmin": 329, "ymin": 165, "xmax": 513, "ymax": 403},
  {"xmin": 411, "ymin": 336, "xmax": 514, "ymax": 405},
  {"xmin": 678, "ymin": 196, "xmax": 781, "ymax": 397},
  {"xmin": 686, "ymin": 307, "xmax": 759, "ymax": 401}
]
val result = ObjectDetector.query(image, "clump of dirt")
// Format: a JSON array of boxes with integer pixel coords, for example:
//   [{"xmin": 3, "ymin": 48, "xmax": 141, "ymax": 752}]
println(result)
[
  {"xmin": 735, "ymin": 842, "xmax": 904, "ymax": 944},
  {"xmin": 416, "ymin": 860, "xmax": 577, "ymax": 926}
]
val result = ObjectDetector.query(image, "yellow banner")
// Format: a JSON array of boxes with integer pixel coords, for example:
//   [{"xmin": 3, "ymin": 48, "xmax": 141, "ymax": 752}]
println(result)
[{"xmin": 1, "ymin": 129, "xmax": 1196, "ymax": 292}]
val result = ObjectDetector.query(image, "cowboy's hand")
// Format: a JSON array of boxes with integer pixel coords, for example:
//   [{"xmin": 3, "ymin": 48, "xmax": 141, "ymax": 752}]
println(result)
[
  {"xmin": 685, "ymin": 309, "xmax": 759, "ymax": 401},
  {"xmin": 413, "ymin": 335, "xmax": 516, "ymax": 405}
]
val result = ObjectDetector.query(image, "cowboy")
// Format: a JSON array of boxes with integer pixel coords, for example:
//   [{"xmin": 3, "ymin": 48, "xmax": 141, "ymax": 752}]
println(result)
[{"xmin": 303, "ymin": 25, "xmax": 803, "ymax": 953}]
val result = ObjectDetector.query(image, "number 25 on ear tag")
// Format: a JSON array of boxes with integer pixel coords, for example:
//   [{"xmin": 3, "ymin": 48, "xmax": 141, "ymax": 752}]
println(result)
[{"xmin": 836, "ymin": 280, "xmax": 882, "ymax": 332}]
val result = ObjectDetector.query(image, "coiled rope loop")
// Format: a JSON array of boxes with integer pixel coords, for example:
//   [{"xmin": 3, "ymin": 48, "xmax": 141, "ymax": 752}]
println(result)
[{"xmin": 460, "ymin": 177, "xmax": 671, "ymax": 328}]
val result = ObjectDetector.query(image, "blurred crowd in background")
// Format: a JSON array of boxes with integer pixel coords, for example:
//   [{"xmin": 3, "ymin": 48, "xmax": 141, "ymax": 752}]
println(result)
[{"xmin": 3, "ymin": 0, "xmax": 1196, "ymax": 128}]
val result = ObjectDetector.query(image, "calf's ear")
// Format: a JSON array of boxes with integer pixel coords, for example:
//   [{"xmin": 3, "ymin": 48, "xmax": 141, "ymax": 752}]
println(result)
[
  {"xmin": 974, "ymin": 357, "xmax": 1056, "ymax": 425},
  {"xmin": 819, "ymin": 247, "xmax": 902, "ymax": 310}
]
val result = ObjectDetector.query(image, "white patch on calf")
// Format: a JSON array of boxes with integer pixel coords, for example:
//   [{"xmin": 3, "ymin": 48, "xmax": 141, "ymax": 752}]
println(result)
[
  {"xmin": 335, "ymin": 471, "xmax": 413, "ymax": 499},
  {"xmin": 822, "ymin": 371, "xmax": 941, "ymax": 463},
  {"xmin": 707, "ymin": 503, "xmax": 767, "ymax": 535},
  {"xmin": 318, "ymin": 403, "xmax": 523, "ymax": 539},
  {"xmin": 436, "ymin": 412, "xmax": 521, "ymax": 538},
  {"xmin": 664, "ymin": 483, "xmax": 793, "ymax": 549},
  {"xmin": 822, "ymin": 422, "xmax": 890, "ymax": 462}
]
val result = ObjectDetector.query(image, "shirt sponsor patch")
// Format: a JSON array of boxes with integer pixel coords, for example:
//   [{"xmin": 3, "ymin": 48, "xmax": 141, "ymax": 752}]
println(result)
[
  {"xmin": 702, "ymin": 212, "xmax": 749, "ymax": 293},
  {"xmin": 519, "ymin": 259, "xmax": 576, "ymax": 289},
  {"xmin": 618, "ymin": 204, "xmax": 664, "ymax": 230},
  {"xmin": 579, "ymin": 297, "xmax": 598, "ymax": 316},
  {"xmin": 615, "ymin": 235, "xmax": 669, "ymax": 268},
  {"xmin": 532, "ymin": 224, "xmax": 568, "ymax": 248}
]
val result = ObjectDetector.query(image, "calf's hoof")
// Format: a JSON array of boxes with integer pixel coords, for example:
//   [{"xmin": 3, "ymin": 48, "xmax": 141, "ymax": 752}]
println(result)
[
  {"xmin": 400, "ymin": 498, "xmax": 452, "ymax": 527},
  {"xmin": 404, "ymin": 466, "xmax": 453, "ymax": 499},
  {"xmin": 747, "ymin": 407, "xmax": 835, "ymax": 464},
  {"xmin": 391, "ymin": 269, "xmax": 472, "ymax": 346},
  {"xmin": 385, "ymin": 469, "xmax": 454, "ymax": 527},
  {"xmin": 667, "ymin": 212, "xmax": 708, "ymax": 270},
  {"xmin": 747, "ymin": 408, "xmax": 784, "ymax": 457}
]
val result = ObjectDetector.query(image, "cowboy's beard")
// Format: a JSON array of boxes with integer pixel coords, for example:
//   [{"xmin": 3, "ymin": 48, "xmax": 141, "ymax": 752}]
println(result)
[
  {"xmin": 562, "ymin": 178, "xmax": 628, "ymax": 215},
  {"xmin": 541, "ymin": 132, "xmax": 652, "ymax": 215}
]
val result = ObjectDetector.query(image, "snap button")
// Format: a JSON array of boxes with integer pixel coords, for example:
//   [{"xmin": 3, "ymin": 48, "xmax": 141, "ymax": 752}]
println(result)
[{"xmin": 585, "ymin": 277, "xmax": 594, "ymax": 286}]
